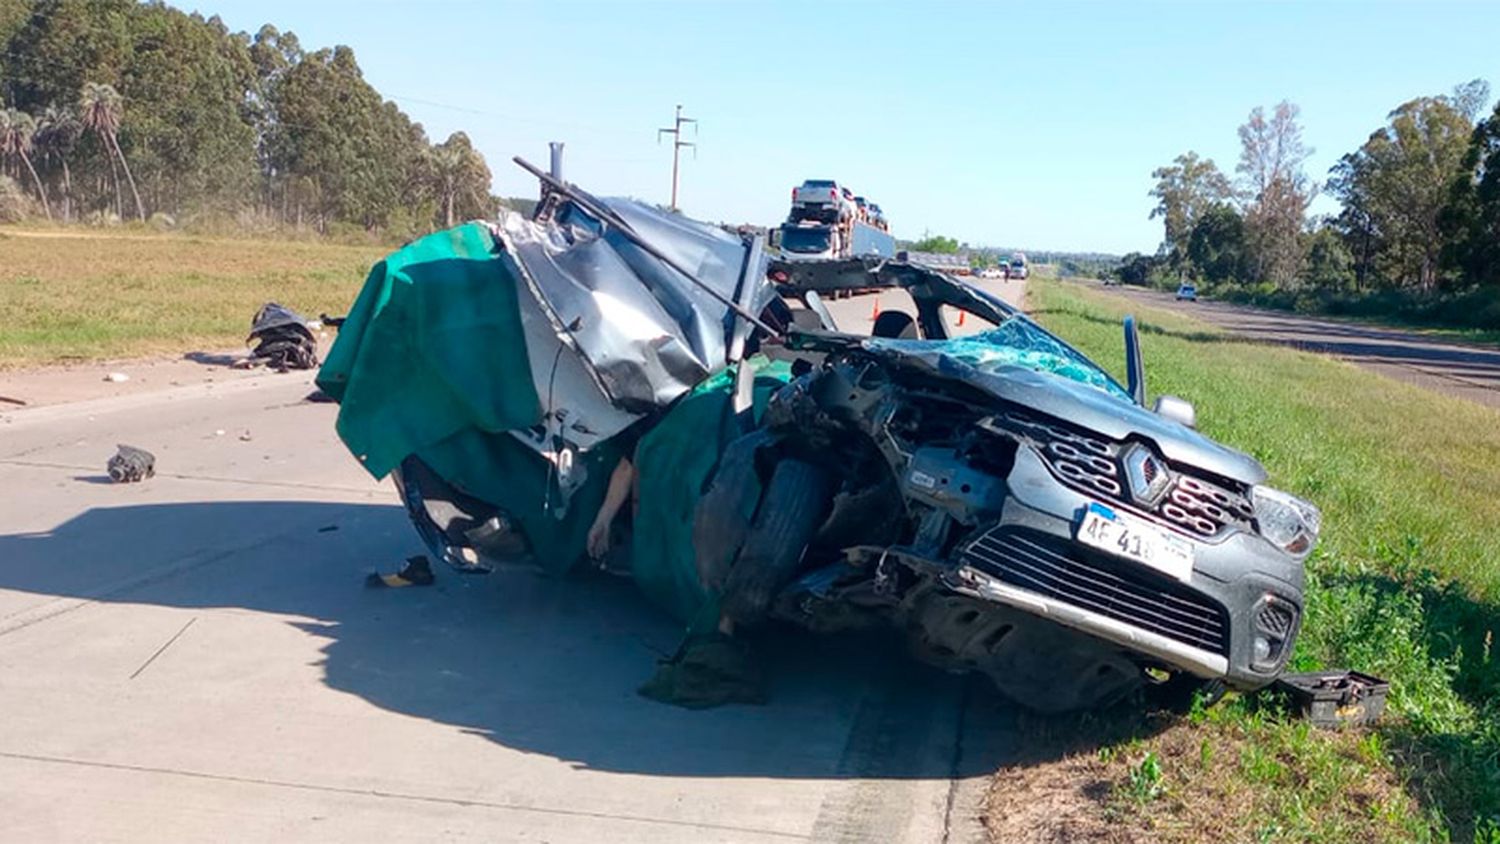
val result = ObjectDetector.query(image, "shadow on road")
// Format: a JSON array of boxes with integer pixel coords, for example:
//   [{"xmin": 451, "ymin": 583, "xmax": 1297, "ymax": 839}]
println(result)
[{"xmin": 0, "ymin": 499, "xmax": 1171, "ymax": 781}]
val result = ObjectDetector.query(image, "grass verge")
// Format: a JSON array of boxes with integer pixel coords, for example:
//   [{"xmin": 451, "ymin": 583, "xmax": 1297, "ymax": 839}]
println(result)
[
  {"xmin": 985, "ymin": 278, "xmax": 1500, "ymax": 842},
  {"xmin": 0, "ymin": 228, "xmax": 386, "ymax": 368}
]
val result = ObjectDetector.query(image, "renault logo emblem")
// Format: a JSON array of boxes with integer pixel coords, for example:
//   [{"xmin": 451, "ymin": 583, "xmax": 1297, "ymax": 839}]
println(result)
[{"xmin": 1123, "ymin": 445, "xmax": 1170, "ymax": 504}]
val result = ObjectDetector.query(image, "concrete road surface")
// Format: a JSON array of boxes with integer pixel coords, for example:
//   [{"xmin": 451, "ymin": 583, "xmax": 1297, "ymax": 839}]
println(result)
[
  {"xmin": 0, "ymin": 293, "xmax": 1026, "ymax": 843},
  {"xmin": 1087, "ymin": 281, "xmax": 1500, "ymax": 410}
]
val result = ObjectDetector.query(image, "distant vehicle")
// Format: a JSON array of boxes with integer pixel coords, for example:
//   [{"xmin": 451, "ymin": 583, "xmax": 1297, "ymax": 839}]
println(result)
[
  {"xmin": 867, "ymin": 203, "xmax": 887, "ymax": 230},
  {"xmin": 1008, "ymin": 257, "xmax": 1028, "ymax": 280},
  {"xmin": 1176, "ymin": 283, "xmax": 1198, "ymax": 302},
  {"xmin": 791, "ymin": 180, "xmax": 854, "ymax": 224},
  {"xmin": 978, "ymin": 266, "xmax": 1005, "ymax": 280}
]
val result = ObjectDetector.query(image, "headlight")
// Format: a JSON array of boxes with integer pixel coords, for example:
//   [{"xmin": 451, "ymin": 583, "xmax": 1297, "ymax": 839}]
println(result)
[{"xmin": 1251, "ymin": 485, "xmax": 1322, "ymax": 558}]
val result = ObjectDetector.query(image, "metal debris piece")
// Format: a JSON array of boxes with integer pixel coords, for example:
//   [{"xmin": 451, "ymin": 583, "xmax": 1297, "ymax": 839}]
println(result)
[
  {"xmin": 107, "ymin": 444, "xmax": 156, "ymax": 483},
  {"xmin": 247, "ymin": 302, "xmax": 319, "ymax": 371},
  {"xmin": 104, "ymin": 372, "xmax": 130, "ymax": 383},
  {"xmin": 1276, "ymin": 670, "xmax": 1390, "ymax": 728}
]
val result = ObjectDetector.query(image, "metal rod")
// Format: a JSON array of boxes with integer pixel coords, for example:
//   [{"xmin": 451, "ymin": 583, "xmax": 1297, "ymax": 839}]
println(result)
[{"xmin": 511, "ymin": 156, "xmax": 782, "ymax": 338}]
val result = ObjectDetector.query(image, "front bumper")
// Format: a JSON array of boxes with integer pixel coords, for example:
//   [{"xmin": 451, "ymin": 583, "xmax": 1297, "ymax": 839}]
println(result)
[{"xmin": 954, "ymin": 446, "xmax": 1304, "ymax": 690}]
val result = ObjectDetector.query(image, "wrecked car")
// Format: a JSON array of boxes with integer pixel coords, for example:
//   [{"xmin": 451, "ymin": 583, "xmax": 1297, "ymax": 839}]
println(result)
[{"xmin": 318, "ymin": 161, "xmax": 1320, "ymax": 712}]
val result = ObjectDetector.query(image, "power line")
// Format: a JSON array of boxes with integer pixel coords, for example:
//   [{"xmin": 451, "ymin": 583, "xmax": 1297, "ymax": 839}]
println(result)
[{"xmin": 656, "ymin": 104, "xmax": 695, "ymax": 212}]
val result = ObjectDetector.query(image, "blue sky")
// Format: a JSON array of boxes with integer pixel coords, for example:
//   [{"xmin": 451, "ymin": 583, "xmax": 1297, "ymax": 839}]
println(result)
[{"xmin": 198, "ymin": 0, "xmax": 1497, "ymax": 254}]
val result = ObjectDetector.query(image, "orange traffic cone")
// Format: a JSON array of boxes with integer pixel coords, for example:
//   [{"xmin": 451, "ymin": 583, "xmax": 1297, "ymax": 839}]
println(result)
[{"xmin": 871, "ymin": 296, "xmax": 881, "ymax": 320}]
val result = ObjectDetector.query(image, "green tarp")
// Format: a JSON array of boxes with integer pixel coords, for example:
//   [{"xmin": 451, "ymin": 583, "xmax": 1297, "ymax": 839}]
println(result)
[
  {"xmin": 316, "ymin": 223, "xmax": 542, "ymax": 479},
  {"xmin": 319, "ymin": 222, "xmax": 790, "ymax": 624},
  {"xmin": 631, "ymin": 360, "xmax": 790, "ymax": 624}
]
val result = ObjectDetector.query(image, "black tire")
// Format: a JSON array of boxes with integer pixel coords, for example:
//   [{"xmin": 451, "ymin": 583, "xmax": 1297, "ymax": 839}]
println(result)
[
  {"xmin": 720, "ymin": 459, "xmax": 834, "ymax": 625},
  {"xmin": 692, "ymin": 431, "xmax": 773, "ymax": 593}
]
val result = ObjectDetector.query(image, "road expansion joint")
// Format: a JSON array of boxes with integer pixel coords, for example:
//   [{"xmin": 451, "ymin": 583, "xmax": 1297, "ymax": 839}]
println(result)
[{"xmin": 0, "ymin": 750, "xmax": 806, "ymax": 839}]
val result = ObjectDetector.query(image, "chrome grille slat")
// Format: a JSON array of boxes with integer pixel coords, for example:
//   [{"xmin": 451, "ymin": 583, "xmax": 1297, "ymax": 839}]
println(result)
[
  {"xmin": 962, "ymin": 527, "xmax": 1231, "ymax": 657},
  {"xmin": 972, "ymin": 541, "xmax": 1225, "ymax": 650},
  {"xmin": 973, "ymin": 536, "xmax": 1225, "ymax": 648}
]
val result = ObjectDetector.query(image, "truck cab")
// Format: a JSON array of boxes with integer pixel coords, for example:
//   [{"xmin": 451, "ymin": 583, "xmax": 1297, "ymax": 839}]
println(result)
[{"xmin": 778, "ymin": 222, "xmax": 840, "ymax": 261}]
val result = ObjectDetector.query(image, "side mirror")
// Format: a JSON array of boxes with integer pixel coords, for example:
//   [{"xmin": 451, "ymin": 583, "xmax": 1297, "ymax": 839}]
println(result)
[
  {"xmin": 1154, "ymin": 395, "xmax": 1197, "ymax": 429},
  {"xmin": 1123, "ymin": 315, "xmax": 1146, "ymax": 406}
]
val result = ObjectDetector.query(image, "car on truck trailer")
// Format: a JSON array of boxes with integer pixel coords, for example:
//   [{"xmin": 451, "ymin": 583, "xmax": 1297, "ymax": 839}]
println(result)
[{"xmin": 791, "ymin": 179, "xmax": 854, "ymax": 224}]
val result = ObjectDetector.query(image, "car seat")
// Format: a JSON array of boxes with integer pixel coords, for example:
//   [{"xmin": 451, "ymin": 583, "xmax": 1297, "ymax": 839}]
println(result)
[{"xmin": 871, "ymin": 310, "xmax": 918, "ymax": 339}]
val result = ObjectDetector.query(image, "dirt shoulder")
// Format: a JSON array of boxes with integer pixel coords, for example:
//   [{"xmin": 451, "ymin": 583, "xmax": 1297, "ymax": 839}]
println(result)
[{"xmin": 0, "ymin": 351, "xmax": 297, "ymax": 409}]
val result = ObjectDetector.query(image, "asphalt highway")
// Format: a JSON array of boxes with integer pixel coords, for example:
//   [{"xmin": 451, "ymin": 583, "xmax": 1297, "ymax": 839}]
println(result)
[
  {"xmin": 1086, "ymin": 281, "xmax": 1500, "ymax": 410},
  {"xmin": 0, "ymin": 284, "xmax": 1025, "ymax": 842}
]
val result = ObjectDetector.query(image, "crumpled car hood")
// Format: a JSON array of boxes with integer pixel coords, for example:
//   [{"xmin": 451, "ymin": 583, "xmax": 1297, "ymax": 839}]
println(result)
[{"xmin": 868, "ymin": 340, "xmax": 1268, "ymax": 485}]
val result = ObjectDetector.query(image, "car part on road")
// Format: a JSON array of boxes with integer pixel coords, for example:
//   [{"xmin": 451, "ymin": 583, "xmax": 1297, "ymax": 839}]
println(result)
[
  {"xmin": 1276, "ymin": 670, "xmax": 1390, "ymax": 728},
  {"xmin": 246, "ymin": 302, "xmax": 318, "ymax": 371},
  {"xmin": 106, "ymin": 444, "xmax": 155, "ymax": 483}
]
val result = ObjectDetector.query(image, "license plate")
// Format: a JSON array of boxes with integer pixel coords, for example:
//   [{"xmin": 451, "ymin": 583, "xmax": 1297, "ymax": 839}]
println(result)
[{"xmin": 1076, "ymin": 502, "xmax": 1195, "ymax": 582}]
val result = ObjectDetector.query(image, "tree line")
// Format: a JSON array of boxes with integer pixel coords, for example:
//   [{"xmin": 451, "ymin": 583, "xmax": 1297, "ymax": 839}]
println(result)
[
  {"xmin": 0, "ymin": 0, "xmax": 495, "ymax": 236},
  {"xmin": 1124, "ymin": 81, "xmax": 1500, "ymax": 327}
]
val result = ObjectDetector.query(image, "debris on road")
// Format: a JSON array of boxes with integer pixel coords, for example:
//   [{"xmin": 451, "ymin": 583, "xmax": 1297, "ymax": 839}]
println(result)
[
  {"xmin": 365, "ymin": 555, "xmax": 436, "ymax": 588},
  {"xmin": 243, "ymin": 302, "xmax": 319, "ymax": 371},
  {"xmin": 1277, "ymin": 670, "xmax": 1390, "ymax": 728},
  {"xmin": 106, "ymin": 444, "xmax": 156, "ymax": 483},
  {"xmin": 0, "ymin": 394, "xmax": 27, "ymax": 406},
  {"xmin": 638, "ymin": 633, "xmax": 769, "ymax": 709},
  {"xmin": 238, "ymin": 430, "xmax": 253, "ymax": 442},
  {"xmin": 104, "ymin": 372, "xmax": 130, "ymax": 383}
]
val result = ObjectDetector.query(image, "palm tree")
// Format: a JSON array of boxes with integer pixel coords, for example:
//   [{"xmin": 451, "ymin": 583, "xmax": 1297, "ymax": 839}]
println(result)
[
  {"xmin": 34, "ymin": 105, "xmax": 80, "ymax": 222},
  {"xmin": 79, "ymin": 82, "xmax": 144, "ymax": 222},
  {"xmin": 0, "ymin": 108, "xmax": 52, "ymax": 220}
]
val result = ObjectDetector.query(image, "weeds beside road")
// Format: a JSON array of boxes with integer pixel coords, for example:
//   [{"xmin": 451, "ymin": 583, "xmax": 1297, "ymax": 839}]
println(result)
[
  {"xmin": 0, "ymin": 229, "xmax": 384, "ymax": 368},
  {"xmin": 987, "ymin": 279, "xmax": 1500, "ymax": 842}
]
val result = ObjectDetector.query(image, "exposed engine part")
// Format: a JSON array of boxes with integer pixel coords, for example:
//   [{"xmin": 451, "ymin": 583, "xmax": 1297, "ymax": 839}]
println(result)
[{"xmin": 107, "ymin": 444, "xmax": 155, "ymax": 483}]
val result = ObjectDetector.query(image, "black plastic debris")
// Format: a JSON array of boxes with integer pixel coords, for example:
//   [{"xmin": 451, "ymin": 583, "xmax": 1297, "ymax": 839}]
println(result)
[
  {"xmin": 247, "ymin": 302, "xmax": 318, "ymax": 371},
  {"xmin": 365, "ymin": 555, "xmax": 436, "ymax": 589},
  {"xmin": 107, "ymin": 444, "xmax": 156, "ymax": 483},
  {"xmin": 1276, "ymin": 670, "xmax": 1391, "ymax": 728}
]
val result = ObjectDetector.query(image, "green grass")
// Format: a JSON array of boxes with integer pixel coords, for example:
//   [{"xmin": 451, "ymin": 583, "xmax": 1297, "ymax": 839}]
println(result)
[
  {"xmin": 1015, "ymin": 278, "xmax": 1500, "ymax": 842},
  {"xmin": 0, "ymin": 228, "xmax": 386, "ymax": 367}
]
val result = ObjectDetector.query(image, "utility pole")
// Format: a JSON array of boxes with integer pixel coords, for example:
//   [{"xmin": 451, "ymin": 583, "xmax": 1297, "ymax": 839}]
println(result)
[{"xmin": 657, "ymin": 104, "xmax": 696, "ymax": 211}]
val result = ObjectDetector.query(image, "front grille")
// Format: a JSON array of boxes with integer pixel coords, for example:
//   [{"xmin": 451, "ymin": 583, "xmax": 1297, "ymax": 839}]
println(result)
[
  {"xmin": 961, "ymin": 526, "xmax": 1231, "ymax": 656},
  {"xmin": 993, "ymin": 409, "xmax": 1253, "ymax": 539}
]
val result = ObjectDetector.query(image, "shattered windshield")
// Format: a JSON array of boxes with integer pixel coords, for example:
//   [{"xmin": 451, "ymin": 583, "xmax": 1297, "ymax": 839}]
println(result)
[{"xmin": 870, "ymin": 317, "xmax": 1131, "ymax": 400}]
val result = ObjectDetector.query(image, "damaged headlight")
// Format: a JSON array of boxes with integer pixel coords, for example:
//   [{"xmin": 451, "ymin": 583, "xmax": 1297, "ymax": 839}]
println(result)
[{"xmin": 1251, "ymin": 485, "xmax": 1322, "ymax": 558}]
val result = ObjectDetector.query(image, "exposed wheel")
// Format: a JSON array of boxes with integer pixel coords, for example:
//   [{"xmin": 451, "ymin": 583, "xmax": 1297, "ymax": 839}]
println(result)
[
  {"xmin": 692, "ymin": 431, "xmax": 773, "ymax": 593},
  {"xmin": 720, "ymin": 459, "xmax": 834, "ymax": 625}
]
